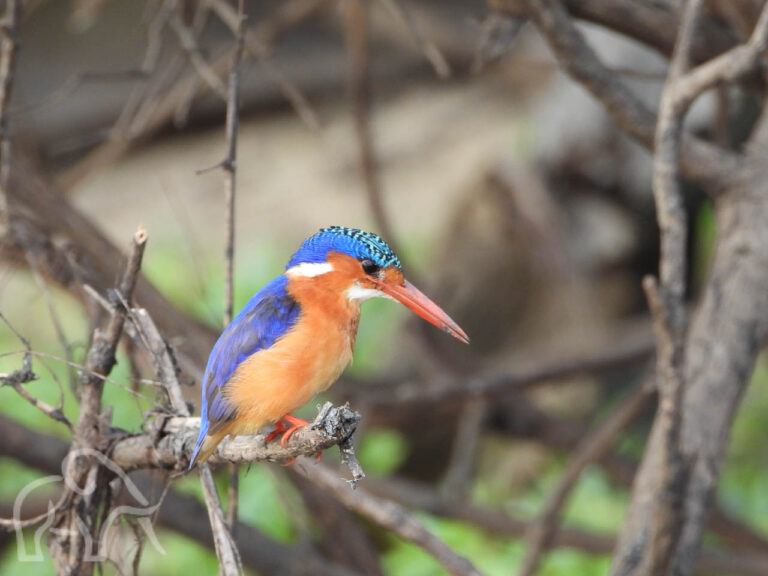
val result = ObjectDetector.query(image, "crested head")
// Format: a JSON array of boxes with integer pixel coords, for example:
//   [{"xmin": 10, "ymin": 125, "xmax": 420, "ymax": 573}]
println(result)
[
  {"xmin": 284, "ymin": 226, "xmax": 469, "ymax": 344},
  {"xmin": 286, "ymin": 226, "xmax": 401, "ymax": 271}
]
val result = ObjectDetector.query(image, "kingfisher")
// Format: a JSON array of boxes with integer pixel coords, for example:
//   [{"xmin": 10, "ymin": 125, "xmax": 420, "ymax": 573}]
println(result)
[{"xmin": 189, "ymin": 226, "xmax": 469, "ymax": 467}]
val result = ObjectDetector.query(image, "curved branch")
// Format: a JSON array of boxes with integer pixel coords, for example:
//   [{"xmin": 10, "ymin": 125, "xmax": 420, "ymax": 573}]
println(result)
[{"xmin": 111, "ymin": 403, "xmax": 361, "ymax": 473}]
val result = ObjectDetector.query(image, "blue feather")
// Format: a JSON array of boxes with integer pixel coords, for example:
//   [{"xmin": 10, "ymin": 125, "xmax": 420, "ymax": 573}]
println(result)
[
  {"xmin": 190, "ymin": 275, "xmax": 301, "ymax": 465},
  {"xmin": 287, "ymin": 226, "xmax": 401, "ymax": 270}
]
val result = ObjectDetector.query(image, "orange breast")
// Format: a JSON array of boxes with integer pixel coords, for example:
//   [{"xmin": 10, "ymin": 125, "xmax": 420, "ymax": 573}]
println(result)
[{"xmin": 224, "ymin": 278, "xmax": 360, "ymax": 436}]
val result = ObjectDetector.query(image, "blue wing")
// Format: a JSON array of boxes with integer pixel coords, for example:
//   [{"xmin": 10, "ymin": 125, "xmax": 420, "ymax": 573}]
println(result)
[{"xmin": 191, "ymin": 275, "xmax": 301, "ymax": 462}]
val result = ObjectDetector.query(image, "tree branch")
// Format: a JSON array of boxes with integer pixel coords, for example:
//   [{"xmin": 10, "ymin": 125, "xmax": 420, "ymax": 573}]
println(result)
[
  {"xmin": 517, "ymin": 383, "xmax": 654, "ymax": 576},
  {"xmin": 0, "ymin": 0, "xmax": 20, "ymax": 195},
  {"xmin": 516, "ymin": 0, "xmax": 742, "ymax": 192},
  {"xmin": 110, "ymin": 403, "xmax": 361, "ymax": 472},
  {"xmin": 49, "ymin": 228, "xmax": 147, "ymax": 575},
  {"xmin": 299, "ymin": 461, "xmax": 484, "ymax": 576}
]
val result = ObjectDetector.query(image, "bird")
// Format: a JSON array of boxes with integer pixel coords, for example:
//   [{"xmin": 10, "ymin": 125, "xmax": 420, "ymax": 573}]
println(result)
[{"xmin": 189, "ymin": 226, "xmax": 469, "ymax": 468}]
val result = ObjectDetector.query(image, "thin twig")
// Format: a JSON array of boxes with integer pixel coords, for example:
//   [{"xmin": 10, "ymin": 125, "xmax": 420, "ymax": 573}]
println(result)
[
  {"xmin": 671, "ymin": 4, "xmax": 768, "ymax": 113},
  {"xmin": 518, "ymin": 0, "xmax": 741, "ymax": 192},
  {"xmin": 126, "ymin": 300, "xmax": 243, "ymax": 574},
  {"xmin": 517, "ymin": 384, "xmax": 654, "ymax": 576},
  {"xmin": 378, "ymin": 0, "xmax": 451, "ymax": 78},
  {"xmin": 208, "ymin": 0, "xmax": 323, "ymax": 129},
  {"xmin": 0, "ymin": 0, "xmax": 20, "ymax": 199},
  {"xmin": 60, "ymin": 0, "xmax": 324, "ymax": 190},
  {"xmin": 219, "ymin": 0, "xmax": 247, "ymax": 534},
  {"xmin": 26, "ymin": 253, "xmax": 78, "ymax": 395},
  {"xmin": 0, "ymin": 312, "xmax": 73, "ymax": 430},
  {"xmin": 441, "ymin": 398, "xmax": 486, "ymax": 500},
  {"xmin": 199, "ymin": 463, "xmax": 243, "ymax": 576},
  {"xmin": 49, "ymin": 227, "xmax": 148, "ymax": 574},
  {"xmin": 298, "ymin": 461, "xmax": 484, "ymax": 576},
  {"xmin": 343, "ymin": 0, "xmax": 401, "ymax": 253},
  {"xmin": 168, "ymin": 12, "xmax": 227, "ymax": 100}
]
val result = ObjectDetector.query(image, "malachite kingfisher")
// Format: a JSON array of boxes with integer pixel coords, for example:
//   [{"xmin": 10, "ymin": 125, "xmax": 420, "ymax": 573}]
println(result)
[{"xmin": 189, "ymin": 226, "xmax": 469, "ymax": 467}]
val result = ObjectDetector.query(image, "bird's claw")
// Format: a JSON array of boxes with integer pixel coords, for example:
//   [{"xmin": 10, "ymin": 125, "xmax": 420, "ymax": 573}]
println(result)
[{"xmin": 267, "ymin": 414, "xmax": 322, "ymax": 465}]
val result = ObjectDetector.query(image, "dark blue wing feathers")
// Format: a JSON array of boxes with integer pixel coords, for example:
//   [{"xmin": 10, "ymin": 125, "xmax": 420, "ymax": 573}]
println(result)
[{"xmin": 191, "ymin": 275, "xmax": 300, "ymax": 462}]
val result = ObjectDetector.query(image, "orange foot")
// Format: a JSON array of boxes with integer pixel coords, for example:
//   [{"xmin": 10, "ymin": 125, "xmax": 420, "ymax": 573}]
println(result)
[
  {"xmin": 264, "ymin": 414, "xmax": 322, "ymax": 465},
  {"xmin": 264, "ymin": 414, "xmax": 310, "ymax": 447}
]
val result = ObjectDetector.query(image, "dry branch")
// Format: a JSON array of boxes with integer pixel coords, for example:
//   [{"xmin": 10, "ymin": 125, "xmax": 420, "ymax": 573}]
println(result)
[
  {"xmin": 609, "ymin": 5, "xmax": 768, "ymax": 575},
  {"xmin": 343, "ymin": 0, "xmax": 400, "ymax": 253},
  {"xmin": 638, "ymin": 1, "xmax": 707, "ymax": 571},
  {"xmin": 490, "ymin": 0, "xmax": 736, "ymax": 64},
  {"xmin": 299, "ymin": 461, "xmax": 484, "ymax": 576},
  {"xmin": 514, "ymin": 0, "xmax": 742, "ymax": 192},
  {"xmin": 60, "ymin": 0, "xmax": 325, "ymax": 190},
  {"xmin": 366, "ymin": 476, "xmax": 768, "ymax": 576},
  {"xmin": 48, "ymin": 228, "xmax": 146, "ymax": 575},
  {"xmin": 0, "ymin": 0, "xmax": 19, "ymax": 195},
  {"xmin": 0, "ymin": 414, "xmax": 365, "ymax": 576},
  {"xmin": 129, "ymin": 300, "xmax": 242, "ymax": 573},
  {"xmin": 110, "ymin": 402, "xmax": 361, "ymax": 471},
  {"xmin": 517, "ymin": 384, "xmax": 654, "ymax": 576},
  {"xmin": 214, "ymin": 0, "xmax": 247, "ymax": 534},
  {"xmin": 344, "ymin": 324, "xmax": 653, "ymax": 408}
]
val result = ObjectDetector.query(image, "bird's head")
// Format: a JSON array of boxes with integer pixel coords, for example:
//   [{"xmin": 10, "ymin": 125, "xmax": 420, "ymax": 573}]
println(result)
[{"xmin": 285, "ymin": 226, "xmax": 469, "ymax": 344}]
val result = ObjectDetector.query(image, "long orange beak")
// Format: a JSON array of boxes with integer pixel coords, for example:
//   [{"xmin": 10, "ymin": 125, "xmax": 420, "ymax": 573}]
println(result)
[{"xmin": 376, "ymin": 279, "xmax": 469, "ymax": 344}]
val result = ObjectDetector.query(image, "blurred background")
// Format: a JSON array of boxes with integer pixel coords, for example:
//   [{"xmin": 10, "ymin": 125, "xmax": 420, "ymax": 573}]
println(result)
[{"xmin": 0, "ymin": 1, "xmax": 765, "ymax": 575}]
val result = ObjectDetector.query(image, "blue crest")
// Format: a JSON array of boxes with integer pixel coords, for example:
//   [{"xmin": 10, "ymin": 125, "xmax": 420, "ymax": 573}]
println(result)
[{"xmin": 286, "ymin": 226, "xmax": 402, "ymax": 270}]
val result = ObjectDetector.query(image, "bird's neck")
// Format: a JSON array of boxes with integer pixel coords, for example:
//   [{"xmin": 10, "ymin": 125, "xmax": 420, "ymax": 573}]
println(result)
[{"xmin": 285, "ymin": 274, "xmax": 361, "ymax": 339}]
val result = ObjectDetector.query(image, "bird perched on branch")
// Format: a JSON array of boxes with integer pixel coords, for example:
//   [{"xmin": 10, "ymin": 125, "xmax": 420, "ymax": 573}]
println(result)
[{"xmin": 189, "ymin": 226, "xmax": 469, "ymax": 467}]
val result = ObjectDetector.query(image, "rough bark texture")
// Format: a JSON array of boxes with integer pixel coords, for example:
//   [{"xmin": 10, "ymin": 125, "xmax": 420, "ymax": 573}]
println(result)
[{"xmin": 610, "ymin": 122, "xmax": 768, "ymax": 576}]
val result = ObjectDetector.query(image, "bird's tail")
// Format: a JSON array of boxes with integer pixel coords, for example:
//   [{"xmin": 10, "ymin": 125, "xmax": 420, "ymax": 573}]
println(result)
[{"xmin": 189, "ymin": 421, "xmax": 226, "ymax": 470}]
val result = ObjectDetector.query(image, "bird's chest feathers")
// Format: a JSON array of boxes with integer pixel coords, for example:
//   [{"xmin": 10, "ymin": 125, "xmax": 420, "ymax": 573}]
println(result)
[
  {"xmin": 228, "ymin": 284, "xmax": 360, "ymax": 427},
  {"xmin": 293, "ymin": 300, "xmax": 359, "ymax": 395}
]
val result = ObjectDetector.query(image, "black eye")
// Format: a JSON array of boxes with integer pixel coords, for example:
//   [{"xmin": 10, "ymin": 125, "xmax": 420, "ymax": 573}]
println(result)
[{"xmin": 361, "ymin": 259, "xmax": 380, "ymax": 275}]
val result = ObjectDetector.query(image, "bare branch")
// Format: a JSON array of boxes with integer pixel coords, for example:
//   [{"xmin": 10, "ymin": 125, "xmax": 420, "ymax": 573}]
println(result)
[
  {"xmin": 517, "ymin": 0, "xmax": 742, "ymax": 192},
  {"xmin": 620, "ymin": 2, "xmax": 701, "ymax": 573},
  {"xmin": 110, "ymin": 402, "xmax": 361, "ymax": 471},
  {"xmin": 366, "ymin": 476, "xmax": 768, "ymax": 576},
  {"xmin": 199, "ymin": 464, "xmax": 243, "ymax": 575},
  {"xmin": 517, "ymin": 384, "xmax": 653, "ymax": 576},
  {"xmin": 0, "ymin": 312, "xmax": 73, "ymax": 430},
  {"xmin": 298, "ymin": 462, "xmax": 484, "ymax": 576},
  {"xmin": 344, "ymin": 323, "xmax": 653, "ymax": 408},
  {"xmin": 490, "ymin": 0, "xmax": 737, "ymax": 64},
  {"xmin": 207, "ymin": 0, "xmax": 323, "ymax": 130},
  {"xmin": 0, "ymin": 0, "xmax": 20, "ymax": 196},
  {"xmin": 127, "ymin": 298, "xmax": 243, "ymax": 573},
  {"xmin": 219, "ymin": 0, "xmax": 247, "ymax": 532},
  {"xmin": 342, "ymin": 0, "xmax": 406, "ymax": 262},
  {"xmin": 61, "ymin": 0, "xmax": 325, "ymax": 190},
  {"xmin": 168, "ymin": 13, "xmax": 227, "ymax": 100},
  {"xmin": 672, "ymin": 3, "xmax": 768, "ymax": 112},
  {"xmin": 49, "ymin": 227, "xmax": 147, "ymax": 575},
  {"xmin": 378, "ymin": 0, "xmax": 451, "ymax": 78}
]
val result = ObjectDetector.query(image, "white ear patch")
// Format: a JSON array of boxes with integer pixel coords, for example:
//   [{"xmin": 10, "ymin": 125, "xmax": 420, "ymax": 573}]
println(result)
[
  {"xmin": 285, "ymin": 262, "xmax": 335, "ymax": 278},
  {"xmin": 345, "ymin": 285, "xmax": 386, "ymax": 302}
]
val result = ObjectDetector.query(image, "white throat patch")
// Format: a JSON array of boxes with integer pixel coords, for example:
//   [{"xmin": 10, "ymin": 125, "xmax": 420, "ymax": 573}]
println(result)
[
  {"xmin": 285, "ymin": 262, "xmax": 335, "ymax": 278},
  {"xmin": 345, "ymin": 284, "xmax": 387, "ymax": 302}
]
